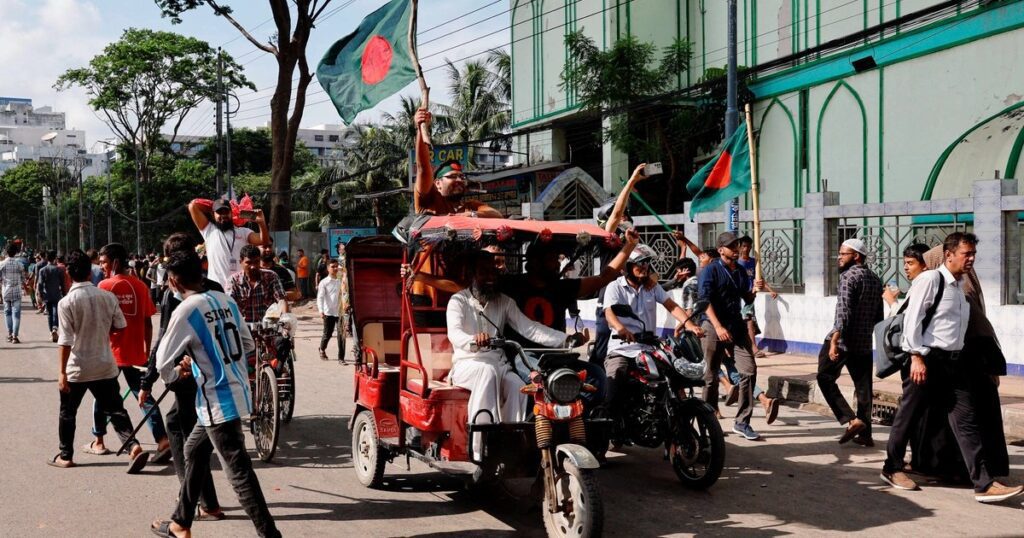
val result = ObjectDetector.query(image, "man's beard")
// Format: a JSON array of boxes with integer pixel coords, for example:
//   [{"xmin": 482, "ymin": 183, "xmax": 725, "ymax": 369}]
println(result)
[
  {"xmin": 215, "ymin": 219, "xmax": 234, "ymax": 232},
  {"xmin": 839, "ymin": 259, "xmax": 855, "ymax": 272},
  {"xmin": 444, "ymin": 191, "xmax": 465, "ymax": 204},
  {"xmin": 470, "ymin": 280, "xmax": 497, "ymax": 304}
]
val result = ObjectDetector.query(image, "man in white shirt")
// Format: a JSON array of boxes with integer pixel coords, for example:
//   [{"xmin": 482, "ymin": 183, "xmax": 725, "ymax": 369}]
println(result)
[
  {"xmin": 317, "ymin": 259, "xmax": 344, "ymax": 362},
  {"xmin": 603, "ymin": 247, "xmax": 703, "ymax": 433},
  {"xmin": 189, "ymin": 197, "xmax": 269, "ymax": 290},
  {"xmin": 447, "ymin": 250, "xmax": 577, "ymax": 460},
  {"xmin": 152, "ymin": 250, "xmax": 279, "ymax": 538},
  {"xmin": 888, "ymin": 232, "xmax": 1022, "ymax": 503},
  {"xmin": 48, "ymin": 249, "xmax": 148, "ymax": 474}
]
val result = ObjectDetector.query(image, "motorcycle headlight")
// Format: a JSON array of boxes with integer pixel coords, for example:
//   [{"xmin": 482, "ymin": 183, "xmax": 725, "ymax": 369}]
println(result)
[{"xmin": 546, "ymin": 368, "xmax": 583, "ymax": 404}]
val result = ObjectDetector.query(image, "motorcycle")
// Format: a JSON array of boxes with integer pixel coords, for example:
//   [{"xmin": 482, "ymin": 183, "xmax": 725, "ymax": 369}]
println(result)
[
  {"xmin": 490, "ymin": 336, "xmax": 605, "ymax": 538},
  {"xmin": 606, "ymin": 301, "xmax": 725, "ymax": 490}
]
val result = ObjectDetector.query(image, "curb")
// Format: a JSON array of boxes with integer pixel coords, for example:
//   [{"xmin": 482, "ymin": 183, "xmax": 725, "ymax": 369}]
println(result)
[{"xmin": 767, "ymin": 375, "xmax": 1024, "ymax": 441}]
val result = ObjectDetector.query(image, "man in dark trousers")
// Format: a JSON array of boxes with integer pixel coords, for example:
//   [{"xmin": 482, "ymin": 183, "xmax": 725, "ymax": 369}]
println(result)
[
  {"xmin": 818, "ymin": 238, "xmax": 883, "ymax": 446},
  {"xmin": 698, "ymin": 232, "xmax": 765, "ymax": 441},
  {"xmin": 883, "ymin": 233, "xmax": 1022, "ymax": 503},
  {"xmin": 139, "ymin": 233, "xmax": 225, "ymax": 522}
]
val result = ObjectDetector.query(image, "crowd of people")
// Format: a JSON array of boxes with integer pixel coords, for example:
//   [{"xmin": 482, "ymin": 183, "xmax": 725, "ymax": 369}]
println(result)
[{"xmin": 0, "ymin": 104, "xmax": 1019, "ymax": 538}]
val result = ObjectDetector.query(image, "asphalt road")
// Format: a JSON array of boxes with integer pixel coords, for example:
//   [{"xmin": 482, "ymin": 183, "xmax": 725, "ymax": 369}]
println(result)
[{"xmin": 2, "ymin": 307, "xmax": 1024, "ymax": 537}]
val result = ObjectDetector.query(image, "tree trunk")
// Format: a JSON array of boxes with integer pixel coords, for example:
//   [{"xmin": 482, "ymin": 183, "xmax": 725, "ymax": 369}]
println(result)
[{"xmin": 268, "ymin": 52, "xmax": 297, "ymax": 232}]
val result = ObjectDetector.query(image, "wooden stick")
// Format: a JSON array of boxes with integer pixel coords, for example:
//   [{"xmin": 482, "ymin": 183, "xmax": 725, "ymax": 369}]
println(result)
[
  {"xmin": 744, "ymin": 103, "xmax": 763, "ymax": 283},
  {"xmin": 408, "ymin": 0, "xmax": 431, "ymax": 146}
]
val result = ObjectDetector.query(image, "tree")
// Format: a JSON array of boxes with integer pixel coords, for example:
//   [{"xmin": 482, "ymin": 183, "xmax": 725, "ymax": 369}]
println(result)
[
  {"xmin": 155, "ymin": 0, "xmax": 339, "ymax": 232},
  {"xmin": 55, "ymin": 28, "xmax": 252, "ymax": 181},
  {"xmin": 0, "ymin": 161, "xmax": 55, "ymax": 245},
  {"xmin": 560, "ymin": 33, "xmax": 743, "ymax": 211},
  {"xmin": 435, "ymin": 59, "xmax": 510, "ymax": 145},
  {"xmin": 194, "ymin": 127, "xmax": 317, "ymax": 176}
]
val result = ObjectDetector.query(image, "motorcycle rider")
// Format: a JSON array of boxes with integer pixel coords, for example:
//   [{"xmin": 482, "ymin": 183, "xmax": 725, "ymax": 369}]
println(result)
[{"xmin": 603, "ymin": 245, "xmax": 704, "ymax": 438}]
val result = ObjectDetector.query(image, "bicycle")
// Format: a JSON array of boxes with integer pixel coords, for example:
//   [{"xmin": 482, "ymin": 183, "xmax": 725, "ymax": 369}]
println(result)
[{"xmin": 248, "ymin": 317, "xmax": 296, "ymax": 462}]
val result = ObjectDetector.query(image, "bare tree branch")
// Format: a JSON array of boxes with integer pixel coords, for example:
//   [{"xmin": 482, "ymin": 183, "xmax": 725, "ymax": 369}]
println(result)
[{"xmin": 208, "ymin": 0, "xmax": 278, "ymax": 55}]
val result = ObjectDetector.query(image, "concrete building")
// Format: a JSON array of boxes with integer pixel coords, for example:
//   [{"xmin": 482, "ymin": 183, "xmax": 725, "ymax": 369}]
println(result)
[
  {"xmin": 510, "ymin": 0, "xmax": 1024, "ymax": 373},
  {"xmin": 0, "ymin": 97, "xmax": 109, "ymax": 179},
  {"xmin": 297, "ymin": 124, "xmax": 356, "ymax": 169}
]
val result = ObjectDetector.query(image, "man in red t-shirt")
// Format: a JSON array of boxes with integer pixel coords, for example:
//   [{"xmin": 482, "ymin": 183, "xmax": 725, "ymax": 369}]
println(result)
[{"xmin": 86, "ymin": 243, "xmax": 169, "ymax": 461}]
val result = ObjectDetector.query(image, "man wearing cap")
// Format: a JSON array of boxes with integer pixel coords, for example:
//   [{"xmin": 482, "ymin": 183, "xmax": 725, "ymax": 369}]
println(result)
[
  {"xmin": 414, "ymin": 108, "xmax": 502, "ymax": 218},
  {"xmin": 698, "ymin": 232, "xmax": 765, "ymax": 440},
  {"xmin": 188, "ymin": 198, "xmax": 269, "ymax": 291},
  {"xmin": 819, "ymin": 238, "xmax": 883, "ymax": 446}
]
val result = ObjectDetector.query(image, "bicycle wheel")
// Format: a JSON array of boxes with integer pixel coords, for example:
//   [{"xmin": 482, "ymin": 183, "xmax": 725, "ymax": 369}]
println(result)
[
  {"xmin": 253, "ymin": 365, "xmax": 280, "ymax": 462},
  {"xmin": 279, "ymin": 352, "xmax": 296, "ymax": 424}
]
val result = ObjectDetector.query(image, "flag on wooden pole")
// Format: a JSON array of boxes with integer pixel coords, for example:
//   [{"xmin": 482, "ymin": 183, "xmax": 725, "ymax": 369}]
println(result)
[
  {"xmin": 316, "ymin": 0, "xmax": 416, "ymax": 124},
  {"xmin": 685, "ymin": 122, "xmax": 752, "ymax": 220}
]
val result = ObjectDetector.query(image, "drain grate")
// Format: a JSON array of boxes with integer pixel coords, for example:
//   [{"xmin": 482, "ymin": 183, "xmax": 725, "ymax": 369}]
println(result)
[{"xmin": 871, "ymin": 400, "xmax": 898, "ymax": 426}]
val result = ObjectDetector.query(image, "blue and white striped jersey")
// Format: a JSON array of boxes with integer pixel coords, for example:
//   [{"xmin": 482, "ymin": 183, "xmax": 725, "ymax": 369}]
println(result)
[{"xmin": 156, "ymin": 290, "xmax": 255, "ymax": 426}]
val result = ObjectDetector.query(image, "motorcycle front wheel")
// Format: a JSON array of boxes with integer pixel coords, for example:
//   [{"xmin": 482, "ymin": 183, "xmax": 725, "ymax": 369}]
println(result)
[
  {"xmin": 669, "ymin": 401, "xmax": 725, "ymax": 490},
  {"xmin": 542, "ymin": 460, "xmax": 604, "ymax": 538}
]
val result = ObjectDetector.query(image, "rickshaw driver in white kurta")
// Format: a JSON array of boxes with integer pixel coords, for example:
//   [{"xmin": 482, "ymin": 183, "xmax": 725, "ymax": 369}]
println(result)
[{"xmin": 447, "ymin": 250, "xmax": 570, "ymax": 458}]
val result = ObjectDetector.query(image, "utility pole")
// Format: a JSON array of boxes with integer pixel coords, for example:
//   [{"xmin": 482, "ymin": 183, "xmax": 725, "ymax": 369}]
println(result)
[
  {"xmin": 77, "ymin": 159, "xmax": 84, "ymax": 250},
  {"xmin": 215, "ymin": 47, "xmax": 224, "ymax": 196},
  {"xmin": 225, "ymin": 60, "xmax": 233, "ymax": 198},
  {"xmin": 135, "ymin": 156, "xmax": 142, "ymax": 255},
  {"xmin": 725, "ymin": 0, "xmax": 739, "ymax": 234}
]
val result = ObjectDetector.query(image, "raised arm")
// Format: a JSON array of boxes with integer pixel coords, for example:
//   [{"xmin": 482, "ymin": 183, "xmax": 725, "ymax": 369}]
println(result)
[
  {"xmin": 604, "ymin": 164, "xmax": 648, "ymax": 233},
  {"xmin": 578, "ymin": 228, "xmax": 639, "ymax": 297},
  {"xmin": 188, "ymin": 199, "xmax": 212, "ymax": 232},
  {"xmin": 246, "ymin": 209, "xmax": 270, "ymax": 246},
  {"xmin": 414, "ymin": 108, "xmax": 434, "ymax": 213},
  {"xmin": 672, "ymin": 230, "xmax": 702, "ymax": 258}
]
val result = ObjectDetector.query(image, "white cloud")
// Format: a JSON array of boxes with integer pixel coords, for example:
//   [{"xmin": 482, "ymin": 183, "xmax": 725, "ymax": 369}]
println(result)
[{"xmin": 0, "ymin": 0, "xmax": 113, "ymax": 148}]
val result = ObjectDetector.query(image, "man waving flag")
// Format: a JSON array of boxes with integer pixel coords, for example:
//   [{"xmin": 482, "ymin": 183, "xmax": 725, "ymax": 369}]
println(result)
[
  {"xmin": 685, "ymin": 122, "xmax": 752, "ymax": 219},
  {"xmin": 317, "ymin": 0, "xmax": 417, "ymax": 124}
]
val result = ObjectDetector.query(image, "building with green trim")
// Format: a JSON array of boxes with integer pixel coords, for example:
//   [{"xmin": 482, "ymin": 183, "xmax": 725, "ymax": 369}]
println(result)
[{"xmin": 511, "ymin": 0, "xmax": 1024, "ymax": 373}]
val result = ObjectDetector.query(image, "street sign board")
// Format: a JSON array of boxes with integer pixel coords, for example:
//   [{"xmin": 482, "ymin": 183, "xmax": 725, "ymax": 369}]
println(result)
[{"xmin": 327, "ymin": 227, "xmax": 377, "ymax": 257}]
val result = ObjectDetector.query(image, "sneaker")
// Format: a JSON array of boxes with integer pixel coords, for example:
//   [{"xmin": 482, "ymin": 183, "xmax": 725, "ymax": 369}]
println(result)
[
  {"xmin": 5, "ymin": 335, "xmax": 11, "ymax": 342},
  {"xmin": 764, "ymin": 397, "xmax": 780, "ymax": 425},
  {"xmin": 319, "ymin": 349, "xmax": 328, "ymax": 360},
  {"xmin": 732, "ymin": 422, "xmax": 760, "ymax": 440},
  {"xmin": 975, "ymin": 482, "xmax": 1024, "ymax": 503},
  {"xmin": 51, "ymin": 329, "xmax": 58, "ymax": 343},
  {"xmin": 880, "ymin": 471, "xmax": 919, "ymax": 491},
  {"xmin": 11, "ymin": 336, "xmax": 19, "ymax": 344},
  {"xmin": 725, "ymin": 384, "xmax": 740, "ymax": 406}
]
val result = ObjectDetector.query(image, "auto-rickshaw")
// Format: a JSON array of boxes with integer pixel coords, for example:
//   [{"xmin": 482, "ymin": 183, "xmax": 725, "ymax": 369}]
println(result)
[{"xmin": 346, "ymin": 216, "xmax": 616, "ymax": 538}]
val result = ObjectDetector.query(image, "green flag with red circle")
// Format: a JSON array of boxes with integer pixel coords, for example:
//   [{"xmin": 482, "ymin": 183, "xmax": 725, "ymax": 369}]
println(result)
[
  {"xmin": 685, "ymin": 122, "xmax": 752, "ymax": 219},
  {"xmin": 316, "ymin": 0, "xmax": 416, "ymax": 124}
]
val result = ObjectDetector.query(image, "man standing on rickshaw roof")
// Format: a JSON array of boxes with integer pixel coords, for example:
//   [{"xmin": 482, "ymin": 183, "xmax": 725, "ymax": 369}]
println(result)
[
  {"xmin": 447, "ymin": 250, "xmax": 585, "ymax": 460},
  {"xmin": 414, "ymin": 108, "xmax": 502, "ymax": 217}
]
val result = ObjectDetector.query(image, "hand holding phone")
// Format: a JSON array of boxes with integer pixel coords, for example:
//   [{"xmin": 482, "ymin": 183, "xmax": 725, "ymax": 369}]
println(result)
[
  {"xmin": 239, "ymin": 209, "xmax": 257, "ymax": 220},
  {"xmin": 645, "ymin": 162, "xmax": 664, "ymax": 175}
]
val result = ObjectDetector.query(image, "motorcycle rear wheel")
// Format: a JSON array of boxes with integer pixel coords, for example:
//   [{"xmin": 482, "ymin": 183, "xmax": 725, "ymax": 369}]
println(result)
[
  {"xmin": 542, "ymin": 460, "xmax": 604, "ymax": 538},
  {"xmin": 669, "ymin": 402, "xmax": 725, "ymax": 490}
]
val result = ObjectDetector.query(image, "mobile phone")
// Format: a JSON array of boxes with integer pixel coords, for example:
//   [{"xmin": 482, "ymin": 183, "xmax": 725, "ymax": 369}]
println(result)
[
  {"xmin": 239, "ymin": 209, "xmax": 258, "ymax": 220},
  {"xmin": 645, "ymin": 162, "xmax": 664, "ymax": 175}
]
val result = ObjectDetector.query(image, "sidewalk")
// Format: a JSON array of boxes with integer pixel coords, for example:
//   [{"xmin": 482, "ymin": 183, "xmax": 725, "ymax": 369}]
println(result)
[{"xmin": 759, "ymin": 352, "xmax": 1024, "ymax": 441}]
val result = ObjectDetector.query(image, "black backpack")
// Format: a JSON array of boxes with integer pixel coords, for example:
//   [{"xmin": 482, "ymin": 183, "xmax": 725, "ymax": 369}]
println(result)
[{"xmin": 873, "ymin": 271, "xmax": 945, "ymax": 379}]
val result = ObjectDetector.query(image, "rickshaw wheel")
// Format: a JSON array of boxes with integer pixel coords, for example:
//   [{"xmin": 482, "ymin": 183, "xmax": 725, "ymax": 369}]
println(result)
[
  {"xmin": 353, "ymin": 410, "xmax": 386, "ymax": 488},
  {"xmin": 542, "ymin": 460, "xmax": 603, "ymax": 538},
  {"xmin": 253, "ymin": 366, "xmax": 280, "ymax": 462},
  {"xmin": 279, "ymin": 352, "xmax": 296, "ymax": 424}
]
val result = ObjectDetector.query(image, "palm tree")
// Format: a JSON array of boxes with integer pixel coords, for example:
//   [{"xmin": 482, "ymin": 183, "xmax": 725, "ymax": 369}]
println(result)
[
  {"xmin": 486, "ymin": 48, "xmax": 511, "ymax": 105},
  {"xmin": 435, "ymin": 59, "xmax": 510, "ymax": 145}
]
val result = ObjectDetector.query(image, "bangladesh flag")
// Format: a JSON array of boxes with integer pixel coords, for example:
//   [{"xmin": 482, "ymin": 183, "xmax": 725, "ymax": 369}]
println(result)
[
  {"xmin": 316, "ymin": 0, "xmax": 416, "ymax": 124},
  {"xmin": 685, "ymin": 122, "xmax": 752, "ymax": 219}
]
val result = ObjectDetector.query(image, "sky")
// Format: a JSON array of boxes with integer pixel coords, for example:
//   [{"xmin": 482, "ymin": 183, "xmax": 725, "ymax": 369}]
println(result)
[{"xmin": 0, "ymin": 0, "xmax": 510, "ymax": 151}]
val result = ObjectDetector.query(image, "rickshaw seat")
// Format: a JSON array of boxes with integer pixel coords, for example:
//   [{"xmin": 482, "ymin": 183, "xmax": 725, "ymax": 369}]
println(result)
[{"xmin": 406, "ymin": 378, "xmax": 470, "ymax": 400}]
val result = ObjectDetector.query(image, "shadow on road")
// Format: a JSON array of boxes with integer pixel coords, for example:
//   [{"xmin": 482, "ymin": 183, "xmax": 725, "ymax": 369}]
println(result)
[
  {"xmin": 0, "ymin": 376, "xmax": 53, "ymax": 383},
  {"xmin": 255, "ymin": 414, "xmax": 353, "ymax": 470}
]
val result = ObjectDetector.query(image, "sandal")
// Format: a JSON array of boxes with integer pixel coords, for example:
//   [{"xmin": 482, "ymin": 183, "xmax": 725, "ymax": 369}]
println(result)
[
  {"xmin": 151, "ymin": 519, "xmax": 187, "ymax": 538},
  {"xmin": 127, "ymin": 450, "xmax": 150, "ymax": 474},
  {"xmin": 196, "ymin": 508, "xmax": 226, "ymax": 521},
  {"xmin": 46, "ymin": 454, "xmax": 74, "ymax": 468},
  {"xmin": 82, "ymin": 441, "xmax": 111, "ymax": 455},
  {"xmin": 152, "ymin": 446, "xmax": 172, "ymax": 464}
]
